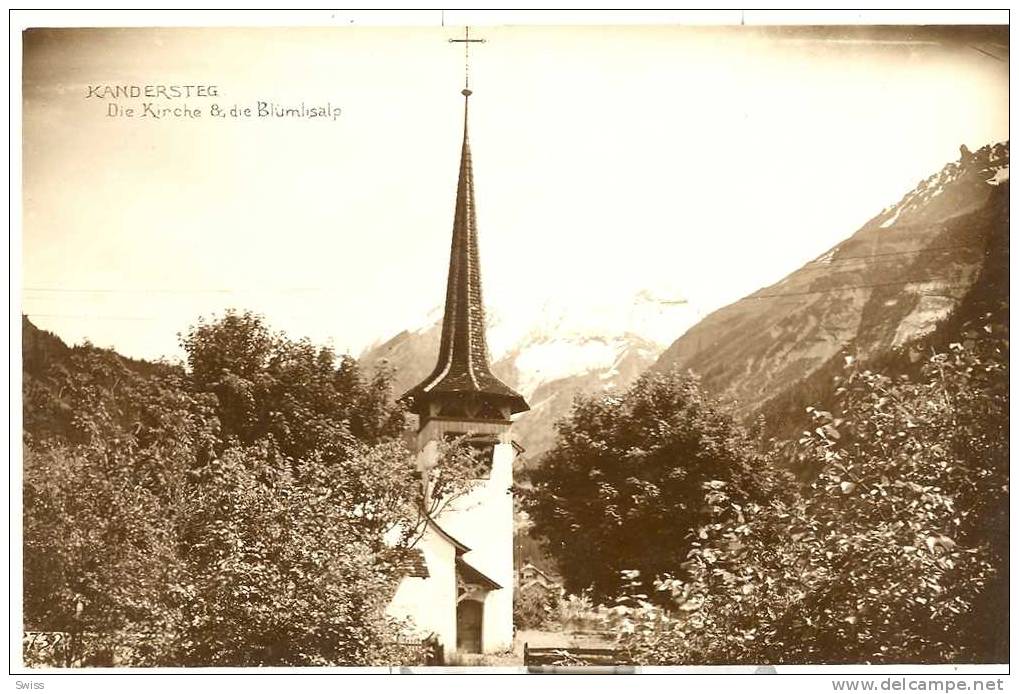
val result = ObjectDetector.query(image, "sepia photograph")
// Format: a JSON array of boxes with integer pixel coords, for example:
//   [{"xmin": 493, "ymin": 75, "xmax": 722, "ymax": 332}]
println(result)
[{"xmin": 10, "ymin": 9, "xmax": 1011, "ymax": 686}]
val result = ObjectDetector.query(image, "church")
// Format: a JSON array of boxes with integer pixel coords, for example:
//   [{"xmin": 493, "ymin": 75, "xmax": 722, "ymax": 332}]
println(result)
[{"xmin": 385, "ymin": 78, "xmax": 529, "ymax": 660}]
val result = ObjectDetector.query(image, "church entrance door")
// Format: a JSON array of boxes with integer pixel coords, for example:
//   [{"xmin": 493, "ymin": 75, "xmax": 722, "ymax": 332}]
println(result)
[{"xmin": 456, "ymin": 599, "xmax": 483, "ymax": 653}]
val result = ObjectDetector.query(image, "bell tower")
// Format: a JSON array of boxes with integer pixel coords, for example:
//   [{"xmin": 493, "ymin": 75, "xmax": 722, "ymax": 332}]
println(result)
[{"xmin": 401, "ymin": 71, "xmax": 528, "ymax": 654}]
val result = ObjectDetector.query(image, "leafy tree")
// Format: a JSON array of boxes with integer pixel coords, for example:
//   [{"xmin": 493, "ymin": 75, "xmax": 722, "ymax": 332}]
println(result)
[
  {"xmin": 23, "ymin": 333, "xmax": 218, "ymax": 664},
  {"xmin": 524, "ymin": 371, "xmax": 780, "ymax": 602},
  {"xmin": 180, "ymin": 310, "xmax": 405, "ymax": 462},
  {"xmin": 614, "ymin": 314, "xmax": 1008, "ymax": 664},
  {"xmin": 23, "ymin": 441, "xmax": 184, "ymax": 664},
  {"xmin": 22, "ymin": 312, "xmax": 473, "ymax": 666},
  {"xmin": 168, "ymin": 441, "xmax": 415, "ymax": 666}
]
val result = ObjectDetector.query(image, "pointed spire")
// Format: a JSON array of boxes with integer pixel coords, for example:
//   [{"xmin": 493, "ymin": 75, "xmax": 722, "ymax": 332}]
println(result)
[{"xmin": 402, "ymin": 88, "xmax": 528, "ymax": 421}]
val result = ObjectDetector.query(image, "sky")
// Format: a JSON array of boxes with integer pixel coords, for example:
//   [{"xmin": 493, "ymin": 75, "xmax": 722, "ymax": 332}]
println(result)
[{"xmin": 20, "ymin": 22, "xmax": 1009, "ymax": 363}]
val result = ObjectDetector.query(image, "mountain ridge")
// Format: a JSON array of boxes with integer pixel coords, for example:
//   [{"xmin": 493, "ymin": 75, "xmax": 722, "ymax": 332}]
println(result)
[{"xmin": 654, "ymin": 140, "xmax": 1009, "ymax": 427}]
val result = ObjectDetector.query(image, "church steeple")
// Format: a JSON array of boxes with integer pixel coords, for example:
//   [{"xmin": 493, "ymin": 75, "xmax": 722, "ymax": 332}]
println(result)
[{"xmin": 402, "ymin": 88, "xmax": 528, "ymax": 423}]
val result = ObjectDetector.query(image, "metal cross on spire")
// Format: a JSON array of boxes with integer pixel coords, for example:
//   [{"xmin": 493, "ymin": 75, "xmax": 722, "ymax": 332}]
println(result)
[{"xmin": 448, "ymin": 26, "xmax": 485, "ymax": 95}]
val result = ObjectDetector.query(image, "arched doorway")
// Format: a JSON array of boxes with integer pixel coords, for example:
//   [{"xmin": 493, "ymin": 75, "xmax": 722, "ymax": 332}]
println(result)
[{"xmin": 456, "ymin": 599, "xmax": 483, "ymax": 653}]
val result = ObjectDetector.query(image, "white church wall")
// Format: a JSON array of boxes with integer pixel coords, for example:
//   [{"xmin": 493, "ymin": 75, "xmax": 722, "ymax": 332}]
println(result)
[
  {"xmin": 440, "ymin": 440, "xmax": 516, "ymax": 653},
  {"xmin": 385, "ymin": 524, "xmax": 458, "ymax": 659},
  {"xmin": 403, "ymin": 419, "xmax": 518, "ymax": 655}
]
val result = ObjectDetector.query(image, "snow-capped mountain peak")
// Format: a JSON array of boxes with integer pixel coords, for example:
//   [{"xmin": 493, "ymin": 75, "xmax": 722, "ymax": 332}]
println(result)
[
  {"xmin": 877, "ymin": 141, "xmax": 1009, "ymax": 230},
  {"xmin": 361, "ymin": 288, "xmax": 702, "ymax": 458}
]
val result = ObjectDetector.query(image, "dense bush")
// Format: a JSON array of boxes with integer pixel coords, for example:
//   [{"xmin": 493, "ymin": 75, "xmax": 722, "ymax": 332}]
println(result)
[{"xmin": 513, "ymin": 584, "xmax": 561, "ymax": 630}]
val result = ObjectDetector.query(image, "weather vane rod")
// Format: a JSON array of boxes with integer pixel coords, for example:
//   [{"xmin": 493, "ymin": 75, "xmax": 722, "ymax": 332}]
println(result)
[{"xmin": 448, "ymin": 26, "xmax": 485, "ymax": 95}]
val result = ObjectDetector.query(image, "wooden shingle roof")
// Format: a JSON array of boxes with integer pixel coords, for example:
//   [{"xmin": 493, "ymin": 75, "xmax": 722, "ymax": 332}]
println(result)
[
  {"xmin": 402, "ymin": 91, "xmax": 528, "ymax": 417},
  {"xmin": 399, "ymin": 548, "xmax": 429, "ymax": 579}
]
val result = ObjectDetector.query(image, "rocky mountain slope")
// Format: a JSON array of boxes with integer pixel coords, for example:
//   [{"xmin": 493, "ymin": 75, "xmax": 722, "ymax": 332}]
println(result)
[
  {"xmin": 361, "ymin": 290, "xmax": 700, "ymax": 462},
  {"xmin": 653, "ymin": 141, "xmax": 1010, "ymax": 425}
]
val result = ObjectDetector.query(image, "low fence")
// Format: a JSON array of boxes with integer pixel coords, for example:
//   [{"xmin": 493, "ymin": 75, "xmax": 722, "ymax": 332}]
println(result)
[
  {"xmin": 388, "ymin": 633, "xmax": 443, "ymax": 666},
  {"xmin": 523, "ymin": 632, "xmax": 633, "ymax": 673}
]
